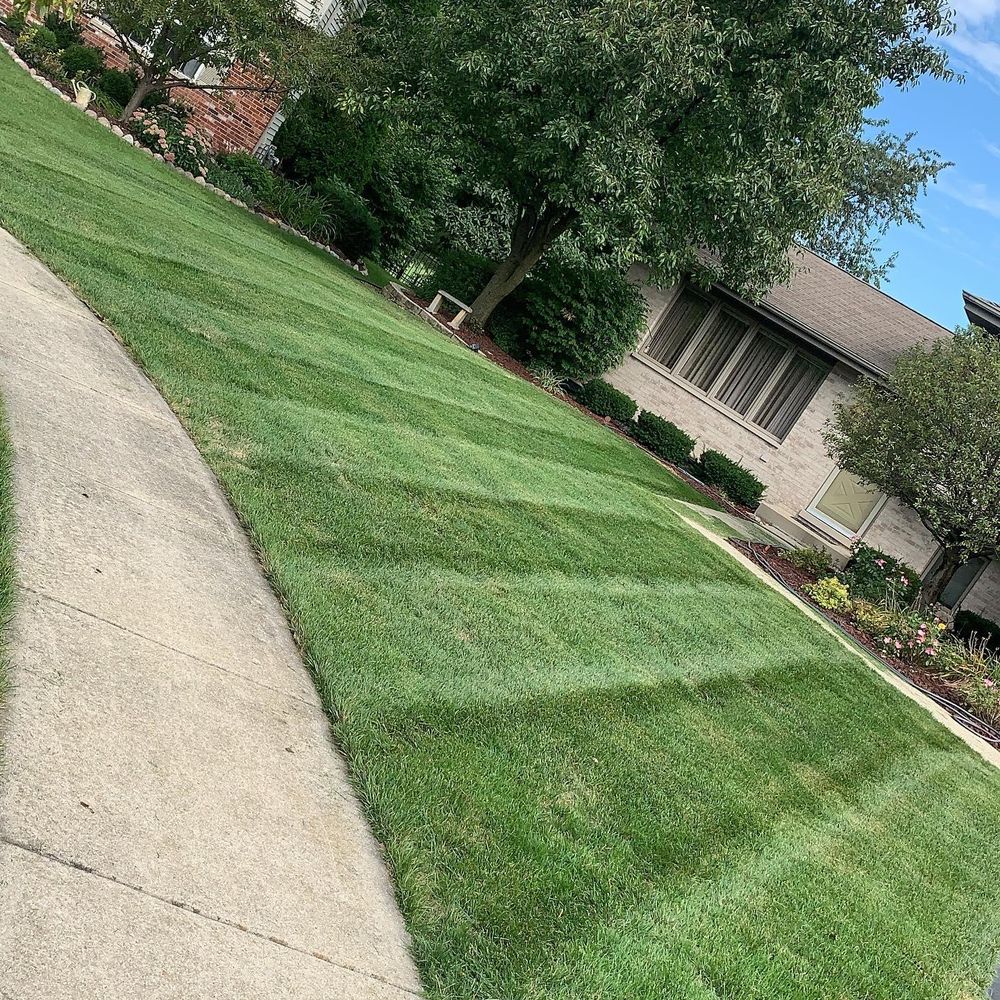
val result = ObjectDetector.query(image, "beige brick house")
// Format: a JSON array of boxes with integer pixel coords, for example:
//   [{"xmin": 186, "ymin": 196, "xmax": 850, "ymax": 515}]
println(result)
[{"xmin": 608, "ymin": 247, "xmax": 1000, "ymax": 620}]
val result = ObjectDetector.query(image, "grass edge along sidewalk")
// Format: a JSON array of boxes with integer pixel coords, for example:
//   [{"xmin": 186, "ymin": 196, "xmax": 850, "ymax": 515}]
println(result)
[{"xmin": 0, "ymin": 50, "xmax": 999, "ymax": 1000}]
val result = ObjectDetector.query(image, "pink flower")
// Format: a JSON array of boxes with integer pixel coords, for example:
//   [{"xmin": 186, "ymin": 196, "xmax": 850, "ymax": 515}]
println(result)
[
  {"xmin": 164, "ymin": 152, "xmax": 176, "ymax": 162},
  {"xmin": 924, "ymin": 647, "xmax": 937, "ymax": 656},
  {"xmin": 985, "ymin": 678, "xmax": 996, "ymax": 689},
  {"xmin": 894, "ymin": 641, "xmax": 903, "ymax": 650},
  {"xmin": 875, "ymin": 559, "xmax": 885, "ymax": 568},
  {"xmin": 882, "ymin": 637, "xmax": 891, "ymax": 645}
]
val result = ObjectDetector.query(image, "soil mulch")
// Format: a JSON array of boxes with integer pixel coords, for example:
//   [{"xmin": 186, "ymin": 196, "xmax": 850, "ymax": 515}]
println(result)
[
  {"xmin": 404, "ymin": 290, "xmax": 756, "ymax": 520},
  {"xmin": 732, "ymin": 539, "xmax": 1000, "ymax": 745}
]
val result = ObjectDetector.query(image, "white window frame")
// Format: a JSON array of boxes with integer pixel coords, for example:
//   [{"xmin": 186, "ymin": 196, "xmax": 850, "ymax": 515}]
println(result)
[{"xmin": 637, "ymin": 284, "xmax": 830, "ymax": 444}]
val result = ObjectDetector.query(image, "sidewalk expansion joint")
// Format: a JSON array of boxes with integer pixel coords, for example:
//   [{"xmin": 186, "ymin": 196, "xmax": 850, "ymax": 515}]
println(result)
[
  {"xmin": 1, "ymin": 837, "xmax": 421, "ymax": 997},
  {"xmin": 17, "ymin": 585, "xmax": 318, "ymax": 710}
]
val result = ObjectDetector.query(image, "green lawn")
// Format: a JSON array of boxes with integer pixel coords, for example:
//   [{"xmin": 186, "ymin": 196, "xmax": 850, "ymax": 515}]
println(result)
[{"xmin": 2, "ymin": 52, "xmax": 999, "ymax": 999}]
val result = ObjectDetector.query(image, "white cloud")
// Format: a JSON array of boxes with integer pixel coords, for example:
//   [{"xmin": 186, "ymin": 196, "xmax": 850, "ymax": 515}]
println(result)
[
  {"xmin": 949, "ymin": 31, "xmax": 1000, "ymax": 76},
  {"xmin": 939, "ymin": 175, "xmax": 1000, "ymax": 219},
  {"xmin": 950, "ymin": 0, "xmax": 1000, "ymax": 24},
  {"xmin": 986, "ymin": 141, "xmax": 1000, "ymax": 160}
]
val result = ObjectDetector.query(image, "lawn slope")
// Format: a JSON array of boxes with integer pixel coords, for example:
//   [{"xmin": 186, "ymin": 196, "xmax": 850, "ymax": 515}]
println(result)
[{"xmin": 1, "ymin": 54, "xmax": 999, "ymax": 1000}]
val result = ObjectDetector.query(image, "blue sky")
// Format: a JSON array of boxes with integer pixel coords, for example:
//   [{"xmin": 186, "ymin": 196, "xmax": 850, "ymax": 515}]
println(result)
[{"xmin": 874, "ymin": 0, "xmax": 1000, "ymax": 330}]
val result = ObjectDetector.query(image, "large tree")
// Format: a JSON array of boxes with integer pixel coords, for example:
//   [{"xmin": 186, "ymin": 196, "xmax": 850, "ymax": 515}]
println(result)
[
  {"xmin": 349, "ymin": 0, "xmax": 952, "ymax": 324},
  {"xmin": 825, "ymin": 332, "xmax": 1000, "ymax": 605},
  {"xmin": 73, "ymin": 0, "xmax": 337, "ymax": 122}
]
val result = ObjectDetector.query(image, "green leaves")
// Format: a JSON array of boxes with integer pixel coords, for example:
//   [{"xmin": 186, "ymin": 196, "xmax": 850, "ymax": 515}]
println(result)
[
  {"xmin": 349, "ymin": 0, "xmax": 953, "ymax": 311},
  {"xmin": 826, "ymin": 335, "xmax": 1000, "ymax": 571}
]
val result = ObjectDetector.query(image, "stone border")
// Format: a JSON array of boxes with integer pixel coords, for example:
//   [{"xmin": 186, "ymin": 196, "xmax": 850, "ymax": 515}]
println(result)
[{"xmin": 0, "ymin": 35, "xmax": 368, "ymax": 277}]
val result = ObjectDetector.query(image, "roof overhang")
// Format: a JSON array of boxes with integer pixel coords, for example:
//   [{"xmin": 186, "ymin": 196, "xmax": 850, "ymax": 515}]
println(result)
[{"xmin": 963, "ymin": 291, "xmax": 1000, "ymax": 339}]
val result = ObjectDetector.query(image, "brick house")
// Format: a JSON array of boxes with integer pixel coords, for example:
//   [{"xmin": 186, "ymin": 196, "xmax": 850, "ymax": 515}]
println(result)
[
  {"xmin": 0, "ymin": 0, "xmax": 348, "ymax": 153},
  {"xmin": 609, "ymin": 247, "xmax": 1000, "ymax": 620}
]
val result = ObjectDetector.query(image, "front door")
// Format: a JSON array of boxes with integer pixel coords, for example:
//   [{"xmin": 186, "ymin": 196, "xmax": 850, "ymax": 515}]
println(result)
[{"xmin": 808, "ymin": 469, "xmax": 883, "ymax": 538}]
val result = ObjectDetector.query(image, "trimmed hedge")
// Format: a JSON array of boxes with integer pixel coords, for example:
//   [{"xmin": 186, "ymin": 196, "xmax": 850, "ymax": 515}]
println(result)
[
  {"xmin": 698, "ymin": 450, "xmax": 766, "ymax": 507},
  {"xmin": 842, "ymin": 542, "xmax": 921, "ymax": 606},
  {"xmin": 953, "ymin": 609, "xmax": 1000, "ymax": 654},
  {"xmin": 573, "ymin": 380, "xmax": 637, "ymax": 424},
  {"xmin": 630, "ymin": 410, "xmax": 694, "ymax": 465}
]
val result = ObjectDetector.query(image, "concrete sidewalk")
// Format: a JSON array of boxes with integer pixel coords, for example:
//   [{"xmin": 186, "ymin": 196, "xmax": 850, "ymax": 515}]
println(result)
[{"xmin": 0, "ymin": 228, "xmax": 421, "ymax": 999}]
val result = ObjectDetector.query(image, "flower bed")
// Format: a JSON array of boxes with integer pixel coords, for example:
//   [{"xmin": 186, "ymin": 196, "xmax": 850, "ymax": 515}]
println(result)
[{"xmin": 734, "ymin": 539, "xmax": 1000, "ymax": 746}]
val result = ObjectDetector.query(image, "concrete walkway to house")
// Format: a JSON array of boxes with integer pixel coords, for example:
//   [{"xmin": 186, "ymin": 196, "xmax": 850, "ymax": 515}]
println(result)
[{"xmin": 0, "ymin": 228, "xmax": 421, "ymax": 999}]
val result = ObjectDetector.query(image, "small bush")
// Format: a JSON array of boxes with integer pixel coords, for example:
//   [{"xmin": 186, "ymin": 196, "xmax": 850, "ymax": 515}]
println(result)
[
  {"xmin": 843, "ymin": 542, "xmax": 921, "ymax": 606},
  {"xmin": 630, "ymin": 410, "xmax": 694, "ymax": 465},
  {"xmin": 573, "ymin": 380, "xmax": 637, "ymax": 423},
  {"xmin": 954, "ymin": 609, "xmax": 1000, "ymax": 654},
  {"xmin": 43, "ymin": 11, "xmax": 82, "ymax": 48},
  {"xmin": 804, "ymin": 576, "xmax": 851, "ymax": 612},
  {"xmin": 530, "ymin": 366, "xmax": 568, "ymax": 396},
  {"xmin": 3, "ymin": 11, "xmax": 27, "ymax": 35},
  {"xmin": 267, "ymin": 180, "xmax": 334, "ymax": 241},
  {"xmin": 206, "ymin": 162, "xmax": 260, "ymax": 208},
  {"xmin": 698, "ymin": 450, "xmax": 766, "ymax": 508},
  {"xmin": 213, "ymin": 152, "xmax": 275, "ymax": 197},
  {"xmin": 494, "ymin": 259, "xmax": 646, "ymax": 379},
  {"xmin": 314, "ymin": 176, "xmax": 381, "ymax": 260},
  {"xmin": 16, "ymin": 26, "xmax": 60, "ymax": 72},
  {"xmin": 787, "ymin": 546, "xmax": 833, "ymax": 577},
  {"xmin": 60, "ymin": 43, "xmax": 104, "ymax": 81},
  {"xmin": 97, "ymin": 68, "xmax": 136, "ymax": 107},
  {"xmin": 131, "ymin": 106, "xmax": 211, "ymax": 177}
]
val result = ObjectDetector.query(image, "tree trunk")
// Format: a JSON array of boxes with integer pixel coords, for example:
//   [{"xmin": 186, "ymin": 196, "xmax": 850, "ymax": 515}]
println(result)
[
  {"xmin": 120, "ymin": 76, "xmax": 159, "ymax": 124},
  {"xmin": 470, "ymin": 203, "xmax": 575, "ymax": 326},
  {"xmin": 922, "ymin": 549, "xmax": 963, "ymax": 606}
]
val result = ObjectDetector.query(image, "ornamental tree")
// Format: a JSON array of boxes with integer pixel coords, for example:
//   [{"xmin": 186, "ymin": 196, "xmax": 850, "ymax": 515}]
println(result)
[
  {"xmin": 349, "ymin": 0, "xmax": 952, "ymax": 324},
  {"xmin": 825, "ymin": 332, "xmax": 1000, "ymax": 605},
  {"xmin": 71, "ymin": 0, "xmax": 340, "ymax": 123}
]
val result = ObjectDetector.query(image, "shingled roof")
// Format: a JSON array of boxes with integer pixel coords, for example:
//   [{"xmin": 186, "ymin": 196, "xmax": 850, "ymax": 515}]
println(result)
[
  {"xmin": 964, "ymin": 290, "xmax": 1000, "ymax": 339},
  {"xmin": 718, "ymin": 246, "xmax": 951, "ymax": 377}
]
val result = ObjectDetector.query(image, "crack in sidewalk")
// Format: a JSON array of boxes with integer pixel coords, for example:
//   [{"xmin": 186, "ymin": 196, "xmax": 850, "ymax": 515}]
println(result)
[{"xmin": 2, "ymin": 837, "xmax": 421, "ymax": 997}]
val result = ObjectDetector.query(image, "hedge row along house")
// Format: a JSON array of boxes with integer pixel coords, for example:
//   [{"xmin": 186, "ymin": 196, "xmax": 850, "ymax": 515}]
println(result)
[
  {"xmin": 0, "ymin": 0, "xmax": 350, "ymax": 152},
  {"xmin": 612, "ymin": 249, "xmax": 1000, "ymax": 621}
]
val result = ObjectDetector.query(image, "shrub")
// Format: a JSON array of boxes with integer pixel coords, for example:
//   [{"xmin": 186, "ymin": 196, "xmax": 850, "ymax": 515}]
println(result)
[
  {"xmin": 415, "ymin": 247, "xmax": 495, "ymax": 305},
  {"xmin": 131, "ymin": 107, "xmax": 211, "ymax": 177},
  {"xmin": 804, "ymin": 576, "xmax": 851, "ymax": 612},
  {"xmin": 873, "ymin": 608, "xmax": 948, "ymax": 667},
  {"xmin": 3, "ymin": 11, "xmax": 27, "ymax": 35},
  {"xmin": 572, "ymin": 380, "xmax": 637, "ymax": 423},
  {"xmin": 60, "ymin": 43, "xmax": 104, "ymax": 81},
  {"xmin": 96, "ymin": 68, "xmax": 136, "ymax": 109},
  {"xmin": 275, "ymin": 88, "xmax": 383, "ymax": 189},
  {"xmin": 206, "ymin": 161, "xmax": 260, "ymax": 208},
  {"xmin": 313, "ymin": 176, "xmax": 381, "ymax": 260},
  {"xmin": 698, "ymin": 450, "xmax": 767, "ymax": 508},
  {"xmin": 787, "ymin": 546, "xmax": 833, "ymax": 577},
  {"xmin": 43, "ymin": 11, "xmax": 82, "ymax": 48},
  {"xmin": 266, "ymin": 180, "xmax": 335, "ymax": 242},
  {"xmin": 213, "ymin": 152, "xmax": 272, "ymax": 194},
  {"xmin": 954, "ymin": 609, "xmax": 1000, "ymax": 654},
  {"xmin": 494, "ymin": 259, "xmax": 646, "ymax": 379},
  {"xmin": 630, "ymin": 410, "xmax": 694, "ymax": 465},
  {"xmin": 842, "ymin": 542, "xmax": 921, "ymax": 607},
  {"xmin": 16, "ymin": 26, "xmax": 60, "ymax": 73}
]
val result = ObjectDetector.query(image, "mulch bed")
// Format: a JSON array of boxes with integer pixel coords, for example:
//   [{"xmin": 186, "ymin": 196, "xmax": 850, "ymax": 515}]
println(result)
[
  {"xmin": 402, "ymin": 290, "xmax": 756, "ymax": 520},
  {"xmin": 732, "ymin": 539, "xmax": 1000, "ymax": 744}
]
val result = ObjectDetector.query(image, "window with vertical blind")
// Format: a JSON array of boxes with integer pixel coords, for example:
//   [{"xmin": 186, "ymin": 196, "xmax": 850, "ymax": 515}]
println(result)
[{"xmin": 641, "ymin": 284, "xmax": 832, "ymax": 441}]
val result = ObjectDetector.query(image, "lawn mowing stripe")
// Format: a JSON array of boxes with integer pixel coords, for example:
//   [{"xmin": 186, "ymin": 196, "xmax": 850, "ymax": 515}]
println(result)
[{"xmin": 0, "ymin": 51, "xmax": 998, "ymax": 1000}]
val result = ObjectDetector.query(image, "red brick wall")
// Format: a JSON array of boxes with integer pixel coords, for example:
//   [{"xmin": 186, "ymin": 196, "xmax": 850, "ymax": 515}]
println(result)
[{"xmin": 0, "ymin": 0, "xmax": 282, "ymax": 152}]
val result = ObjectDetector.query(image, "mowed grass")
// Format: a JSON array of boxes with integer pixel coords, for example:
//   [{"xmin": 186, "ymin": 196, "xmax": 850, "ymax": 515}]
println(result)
[{"xmin": 2, "ymin": 53, "xmax": 1000, "ymax": 999}]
